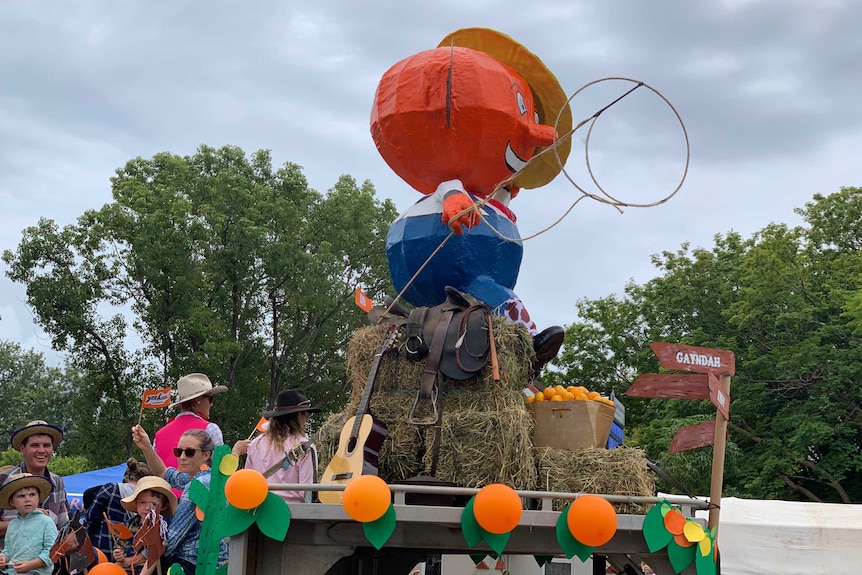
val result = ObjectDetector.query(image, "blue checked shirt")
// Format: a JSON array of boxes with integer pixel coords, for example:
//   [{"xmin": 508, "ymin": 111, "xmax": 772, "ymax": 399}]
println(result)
[
  {"xmin": 83, "ymin": 482, "xmax": 135, "ymax": 554},
  {"xmin": 164, "ymin": 468, "xmax": 227, "ymax": 565}
]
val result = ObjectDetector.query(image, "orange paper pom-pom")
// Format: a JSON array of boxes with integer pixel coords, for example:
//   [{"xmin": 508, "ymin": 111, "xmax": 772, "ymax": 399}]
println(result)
[
  {"xmin": 225, "ymin": 468, "xmax": 269, "ymax": 509},
  {"xmin": 567, "ymin": 495, "xmax": 617, "ymax": 547},
  {"xmin": 342, "ymin": 475, "xmax": 391, "ymax": 522},
  {"xmin": 473, "ymin": 484, "xmax": 523, "ymax": 534}
]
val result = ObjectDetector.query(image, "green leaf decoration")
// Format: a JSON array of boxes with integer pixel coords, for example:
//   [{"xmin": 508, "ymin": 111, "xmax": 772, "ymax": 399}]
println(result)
[
  {"xmin": 470, "ymin": 555, "xmax": 488, "ymax": 566},
  {"xmin": 167, "ymin": 563, "xmax": 185, "ymax": 575},
  {"xmin": 188, "ymin": 479, "xmax": 210, "ymax": 510},
  {"xmin": 695, "ymin": 545, "xmax": 717, "ymax": 575},
  {"xmin": 217, "ymin": 504, "xmax": 256, "ymax": 538},
  {"xmin": 480, "ymin": 527, "xmax": 510, "ymax": 557},
  {"xmin": 534, "ymin": 555, "xmax": 554, "ymax": 567},
  {"xmin": 256, "ymin": 492, "xmax": 291, "ymax": 541},
  {"xmin": 362, "ymin": 504, "xmax": 396, "ymax": 549},
  {"xmin": 555, "ymin": 504, "xmax": 593, "ymax": 561},
  {"xmin": 667, "ymin": 537, "xmax": 697, "ymax": 573},
  {"xmin": 660, "ymin": 500, "xmax": 673, "ymax": 516},
  {"xmin": 461, "ymin": 497, "xmax": 483, "ymax": 548},
  {"xmin": 643, "ymin": 504, "xmax": 674, "ymax": 552}
]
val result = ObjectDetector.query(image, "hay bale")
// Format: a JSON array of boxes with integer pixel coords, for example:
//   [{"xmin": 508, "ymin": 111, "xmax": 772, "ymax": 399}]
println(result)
[
  {"xmin": 318, "ymin": 319, "xmax": 537, "ymax": 488},
  {"xmin": 534, "ymin": 447, "xmax": 655, "ymax": 513},
  {"xmin": 428, "ymin": 407, "xmax": 536, "ymax": 490}
]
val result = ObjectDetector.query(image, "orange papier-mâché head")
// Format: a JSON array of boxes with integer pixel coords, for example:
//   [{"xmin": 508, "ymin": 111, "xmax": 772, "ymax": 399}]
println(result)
[{"xmin": 370, "ymin": 28, "xmax": 572, "ymax": 199}]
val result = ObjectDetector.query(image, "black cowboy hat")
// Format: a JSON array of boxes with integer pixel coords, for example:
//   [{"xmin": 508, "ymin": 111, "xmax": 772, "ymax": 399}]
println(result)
[{"xmin": 263, "ymin": 389, "xmax": 321, "ymax": 418}]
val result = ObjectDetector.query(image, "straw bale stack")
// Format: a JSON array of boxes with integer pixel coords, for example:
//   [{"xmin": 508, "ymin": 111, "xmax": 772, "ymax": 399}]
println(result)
[
  {"xmin": 315, "ymin": 321, "xmax": 655, "ymax": 509},
  {"xmin": 534, "ymin": 446, "xmax": 655, "ymax": 513},
  {"xmin": 318, "ymin": 320, "xmax": 538, "ymax": 489}
]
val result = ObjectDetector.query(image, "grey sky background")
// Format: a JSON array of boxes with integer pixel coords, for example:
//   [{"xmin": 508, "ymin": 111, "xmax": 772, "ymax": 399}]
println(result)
[{"xmin": 2, "ymin": 1, "xmax": 860, "ymax": 364}]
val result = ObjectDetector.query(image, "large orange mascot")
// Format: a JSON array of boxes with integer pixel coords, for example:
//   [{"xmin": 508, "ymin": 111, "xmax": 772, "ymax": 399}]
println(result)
[{"xmin": 371, "ymin": 28, "xmax": 572, "ymax": 372}]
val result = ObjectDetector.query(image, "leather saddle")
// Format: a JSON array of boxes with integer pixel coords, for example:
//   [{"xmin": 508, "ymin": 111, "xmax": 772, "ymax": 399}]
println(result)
[{"xmin": 368, "ymin": 287, "xmax": 491, "ymax": 399}]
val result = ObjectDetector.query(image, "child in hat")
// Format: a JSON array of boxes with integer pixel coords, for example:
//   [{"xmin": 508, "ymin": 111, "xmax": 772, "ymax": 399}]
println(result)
[
  {"xmin": 112, "ymin": 476, "xmax": 177, "ymax": 575},
  {"xmin": 245, "ymin": 389, "xmax": 321, "ymax": 503},
  {"xmin": 0, "ymin": 473, "xmax": 58, "ymax": 575}
]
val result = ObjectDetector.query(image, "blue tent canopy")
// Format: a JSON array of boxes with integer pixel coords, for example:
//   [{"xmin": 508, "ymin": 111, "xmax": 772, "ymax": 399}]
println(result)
[{"xmin": 62, "ymin": 463, "xmax": 127, "ymax": 512}]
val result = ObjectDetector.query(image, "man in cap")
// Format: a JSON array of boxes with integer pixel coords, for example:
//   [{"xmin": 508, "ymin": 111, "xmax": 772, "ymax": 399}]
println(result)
[
  {"xmin": 153, "ymin": 373, "xmax": 228, "ymax": 469},
  {"xmin": 0, "ymin": 420, "xmax": 70, "ymax": 547}
]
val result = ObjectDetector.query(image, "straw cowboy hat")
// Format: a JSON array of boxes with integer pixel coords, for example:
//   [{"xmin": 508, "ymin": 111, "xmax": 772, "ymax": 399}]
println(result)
[
  {"xmin": 168, "ymin": 373, "xmax": 228, "ymax": 408},
  {"xmin": 0, "ymin": 473, "xmax": 52, "ymax": 509},
  {"xmin": 10, "ymin": 420, "xmax": 64, "ymax": 450},
  {"xmin": 120, "ymin": 475, "xmax": 178, "ymax": 516},
  {"xmin": 263, "ymin": 389, "xmax": 321, "ymax": 418},
  {"xmin": 437, "ymin": 27, "xmax": 572, "ymax": 189}
]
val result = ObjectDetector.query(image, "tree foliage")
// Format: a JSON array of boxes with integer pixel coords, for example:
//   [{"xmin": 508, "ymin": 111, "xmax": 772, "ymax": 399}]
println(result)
[
  {"xmin": 3, "ymin": 145, "xmax": 397, "ymax": 466},
  {"xmin": 553, "ymin": 187, "xmax": 862, "ymax": 502}
]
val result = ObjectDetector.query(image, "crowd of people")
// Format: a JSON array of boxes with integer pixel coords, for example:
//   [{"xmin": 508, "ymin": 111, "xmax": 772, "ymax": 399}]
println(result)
[{"xmin": 0, "ymin": 374, "xmax": 321, "ymax": 574}]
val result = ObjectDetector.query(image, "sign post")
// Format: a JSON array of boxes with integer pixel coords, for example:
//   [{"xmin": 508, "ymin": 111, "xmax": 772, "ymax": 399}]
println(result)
[{"xmin": 626, "ymin": 342, "xmax": 735, "ymax": 533}]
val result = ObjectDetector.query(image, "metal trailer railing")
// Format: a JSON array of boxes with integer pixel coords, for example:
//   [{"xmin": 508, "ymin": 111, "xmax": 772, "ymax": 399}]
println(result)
[{"xmin": 228, "ymin": 483, "xmax": 710, "ymax": 575}]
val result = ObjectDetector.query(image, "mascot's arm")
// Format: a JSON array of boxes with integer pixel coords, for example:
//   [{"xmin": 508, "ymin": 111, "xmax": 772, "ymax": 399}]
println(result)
[{"xmin": 442, "ymin": 191, "xmax": 480, "ymax": 235}]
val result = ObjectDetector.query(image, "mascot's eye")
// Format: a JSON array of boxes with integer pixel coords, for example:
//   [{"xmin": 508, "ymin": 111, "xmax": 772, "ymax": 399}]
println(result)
[
  {"xmin": 534, "ymin": 111, "xmax": 540, "ymax": 123},
  {"xmin": 516, "ymin": 92, "xmax": 527, "ymax": 115}
]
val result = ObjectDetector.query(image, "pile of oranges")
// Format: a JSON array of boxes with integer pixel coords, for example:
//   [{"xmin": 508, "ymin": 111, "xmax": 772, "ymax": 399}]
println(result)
[{"xmin": 526, "ymin": 385, "xmax": 615, "ymax": 406}]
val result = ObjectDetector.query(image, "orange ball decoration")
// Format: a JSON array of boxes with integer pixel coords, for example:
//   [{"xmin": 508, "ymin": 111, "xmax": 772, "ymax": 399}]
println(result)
[
  {"xmin": 224, "ymin": 468, "xmax": 269, "ymax": 509},
  {"xmin": 473, "ymin": 484, "xmax": 523, "ymax": 534},
  {"xmin": 88, "ymin": 563, "xmax": 127, "ymax": 575},
  {"xmin": 567, "ymin": 495, "xmax": 617, "ymax": 547},
  {"xmin": 342, "ymin": 474, "xmax": 391, "ymax": 522},
  {"xmin": 95, "ymin": 549, "xmax": 108, "ymax": 563}
]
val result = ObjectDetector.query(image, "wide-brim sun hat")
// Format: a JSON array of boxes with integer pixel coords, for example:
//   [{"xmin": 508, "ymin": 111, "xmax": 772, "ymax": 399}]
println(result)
[
  {"xmin": 437, "ymin": 27, "xmax": 572, "ymax": 189},
  {"xmin": 168, "ymin": 373, "xmax": 228, "ymax": 408},
  {"xmin": 263, "ymin": 389, "xmax": 322, "ymax": 418},
  {"xmin": 120, "ymin": 475, "xmax": 178, "ymax": 516},
  {"xmin": 0, "ymin": 473, "xmax": 52, "ymax": 510},
  {"xmin": 11, "ymin": 420, "xmax": 64, "ymax": 450}
]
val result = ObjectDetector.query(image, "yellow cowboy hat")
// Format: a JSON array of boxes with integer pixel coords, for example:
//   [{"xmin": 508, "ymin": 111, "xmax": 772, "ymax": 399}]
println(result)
[
  {"xmin": 11, "ymin": 420, "xmax": 63, "ymax": 451},
  {"xmin": 438, "ymin": 27, "xmax": 572, "ymax": 189},
  {"xmin": 0, "ymin": 473, "xmax": 52, "ymax": 510},
  {"xmin": 121, "ymin": 475, "xmax": 178, "ymax": 517}
]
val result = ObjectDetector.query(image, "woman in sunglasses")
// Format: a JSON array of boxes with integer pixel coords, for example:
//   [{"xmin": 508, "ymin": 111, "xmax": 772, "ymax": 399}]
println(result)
[{"xmin": 131, "ymin": 425, "xmax": 228, "ymax": 573}]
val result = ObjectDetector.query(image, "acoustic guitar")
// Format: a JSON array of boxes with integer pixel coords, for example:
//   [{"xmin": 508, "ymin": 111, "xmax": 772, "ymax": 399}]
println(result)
[{"xmin": 318, "ymin": 324, "xmax": 398, "ymax": 503}]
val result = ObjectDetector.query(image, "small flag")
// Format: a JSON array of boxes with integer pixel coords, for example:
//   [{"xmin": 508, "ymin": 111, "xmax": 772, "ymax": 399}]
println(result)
[
  {"xmin": 141, "ymin": 387, "xmax": 173, "ymax": 409},
  {"xmin": 104, "ymin": 516, "xmax": 134, "ymax": 540},
  {"xmin": 354, "ymin": 286, "xmax": 373, "ymax": 312},
  {"xmin": 255, "ymin": 417, "xmax": 270, "ymax": 434}
]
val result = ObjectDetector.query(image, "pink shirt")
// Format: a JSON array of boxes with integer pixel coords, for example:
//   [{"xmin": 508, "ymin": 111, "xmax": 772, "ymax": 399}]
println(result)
[{"xmin": 246, "ymin": 432, "xmax": 316, "ymax": 503}]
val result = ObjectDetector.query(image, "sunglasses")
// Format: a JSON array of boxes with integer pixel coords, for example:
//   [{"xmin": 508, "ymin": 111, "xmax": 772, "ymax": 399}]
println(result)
[{"xmin": 173, "ymin": 447, "xmax": 207, "ymax": 458}]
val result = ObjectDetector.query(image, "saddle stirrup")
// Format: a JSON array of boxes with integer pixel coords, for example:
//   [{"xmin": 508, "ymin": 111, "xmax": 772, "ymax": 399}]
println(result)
[{"xmin": 408, "ymin": 381, "xmax": 440, "ymax": 426}]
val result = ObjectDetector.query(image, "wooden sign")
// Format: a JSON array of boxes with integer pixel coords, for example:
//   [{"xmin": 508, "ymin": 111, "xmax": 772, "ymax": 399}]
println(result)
[
  {"xmin": 708, "ymin": 372, "xmax": 730, "ymax": 419},
  {"xmin": 669, "ymin": 420, "xmax": 717, "ymax": 453},
  {"xmin": 626, "ymin": 373, "xmax": 709, "ymax": 399},
  {"xmin": 650, "ymin": 342, "xmax": 735, "ymax": 376}
]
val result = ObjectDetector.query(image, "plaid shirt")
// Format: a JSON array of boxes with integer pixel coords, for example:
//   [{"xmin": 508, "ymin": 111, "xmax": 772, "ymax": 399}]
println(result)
[
  {"xmin": 82, "ymin": 482, "xmax": 135, "ymax": 554},
  {"xmin": 164, "ymin": 468, "xmax": 227, "ymax": 565},
  {"xmin": 0, "ymin": 463, "xmax": 70, "ymax": 548}
]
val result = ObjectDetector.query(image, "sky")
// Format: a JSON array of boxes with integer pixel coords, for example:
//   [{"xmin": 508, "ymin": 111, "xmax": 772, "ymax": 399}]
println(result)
[{"xmin": 1, "ymin": 0, "xmax": 861, "ymax": 364}]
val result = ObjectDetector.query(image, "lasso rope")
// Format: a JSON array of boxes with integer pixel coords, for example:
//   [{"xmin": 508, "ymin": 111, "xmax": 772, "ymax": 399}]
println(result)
[
  {"xmin": 450, "ymin": 77, "xmax": 690, "ymax": 243},
  {"xmin": 380, "ymin": 77, "xmax": 689, "ymax": 318}
]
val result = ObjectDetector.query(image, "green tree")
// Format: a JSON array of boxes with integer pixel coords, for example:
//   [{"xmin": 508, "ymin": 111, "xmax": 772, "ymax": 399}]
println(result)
[
  {"xmin": 555, "ymin": 187, "xmax": 862, "ymax": 502},
  {"xmin": 3, "ymin": 145, "xmax": 397, "ymax": 465}
]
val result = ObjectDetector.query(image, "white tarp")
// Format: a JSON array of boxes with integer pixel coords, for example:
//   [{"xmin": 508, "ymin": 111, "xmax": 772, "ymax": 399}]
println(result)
[{"xmin": 710, "ymin": 497, "xmax": 862, "ymax": 575}]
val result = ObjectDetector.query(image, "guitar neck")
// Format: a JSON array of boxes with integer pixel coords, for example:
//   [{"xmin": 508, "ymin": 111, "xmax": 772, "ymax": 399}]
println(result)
[
  {"xmin": 287, "ymin": 414, "xmax": 345, "ymax": 465},
  {"xmin": 350, "ymin": 325, "xmax": 397, "ymax": 438}
]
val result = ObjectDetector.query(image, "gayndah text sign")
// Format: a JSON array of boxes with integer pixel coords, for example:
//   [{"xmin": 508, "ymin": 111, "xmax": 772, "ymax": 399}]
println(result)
[{"xmin": 650, "ymin": 342, "xmax": 735, "ymax": 376}]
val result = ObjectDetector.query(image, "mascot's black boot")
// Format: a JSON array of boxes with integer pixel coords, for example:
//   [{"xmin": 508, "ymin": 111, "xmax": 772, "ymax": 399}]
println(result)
[{"xmin": 532, "ymin": 325, "xmax": 565, "ymax": 374}]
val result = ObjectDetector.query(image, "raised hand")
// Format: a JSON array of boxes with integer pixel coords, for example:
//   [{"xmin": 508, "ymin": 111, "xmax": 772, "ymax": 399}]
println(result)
[{"xmin": 442, "ymin": 192, "xmax": 480, "ymax": 235}]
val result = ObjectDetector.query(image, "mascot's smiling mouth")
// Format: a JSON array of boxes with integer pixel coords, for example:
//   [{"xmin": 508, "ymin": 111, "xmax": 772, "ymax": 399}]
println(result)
[{"xmin": 504, "ymin": 141, "xmax": 528, "ymax": 173}]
